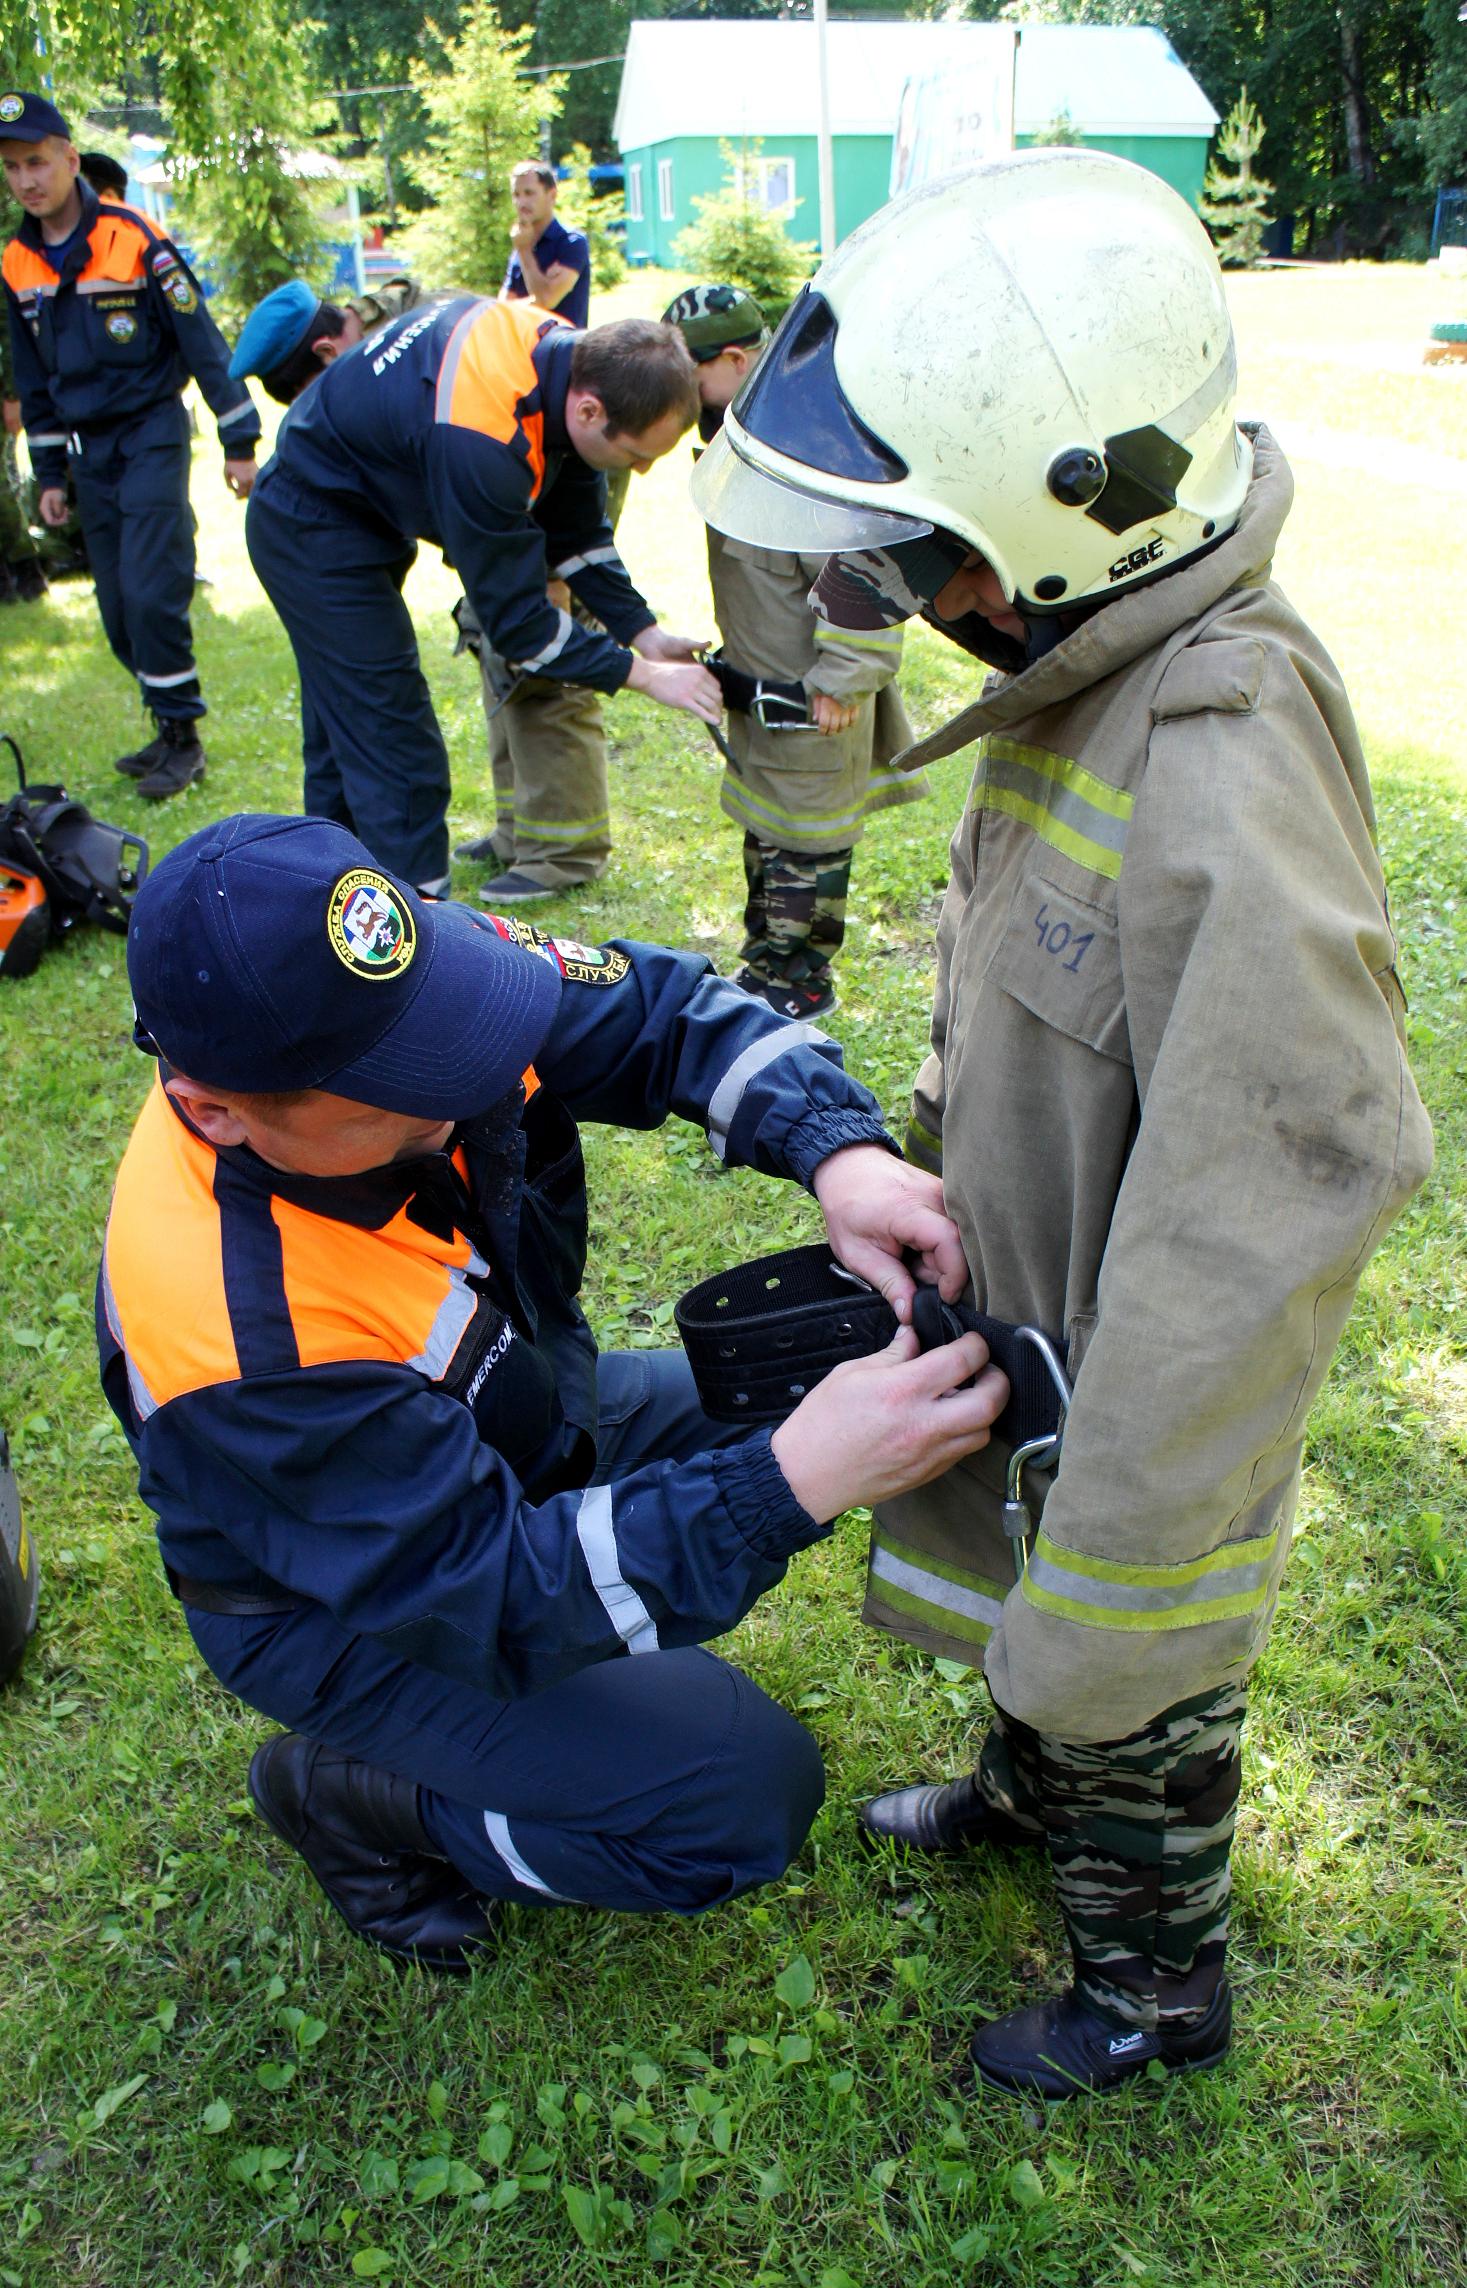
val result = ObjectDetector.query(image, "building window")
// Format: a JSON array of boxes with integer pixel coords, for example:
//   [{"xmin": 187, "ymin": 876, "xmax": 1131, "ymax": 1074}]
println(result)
[
  {"xmin": 628, "ymin": 163, "xmax": 644, "ymax": 222},
  {"xmin": 657, "ymin": 157, "xmax": 675, "ymax": 220},
  {"xmin": 734, "ymin": 154, "xmax": 796, "ymax": 211}
]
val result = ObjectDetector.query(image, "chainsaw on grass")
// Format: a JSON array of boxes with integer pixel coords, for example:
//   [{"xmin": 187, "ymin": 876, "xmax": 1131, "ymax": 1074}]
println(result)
[{"xmin": 0, "ymin": 732, "xmax": 148, "ymax": 978}]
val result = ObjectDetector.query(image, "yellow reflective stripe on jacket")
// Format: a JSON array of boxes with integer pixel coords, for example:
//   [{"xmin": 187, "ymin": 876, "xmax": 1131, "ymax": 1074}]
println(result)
[
  {"xmin": 1021, "ymin": 1520, "xmax": 1282, "ymax": 1632},
  {"xmin": 721, "ymin": 774, "xmax": 885, "ymax": 843},
  {"xmin": 813, "ymin": 625, "xmax": 903, "ymax": 653},
  {"xmin": 904, "ymin": 1101, "xmax": 943, "ymax": 1170},
  {"xmin": 868, "ymin": 1527, "xmax": 1008, "ymax": 1647},
  {"xmin": 979, "ymin": 735, "xmax": 1134, "ymax": 880}
]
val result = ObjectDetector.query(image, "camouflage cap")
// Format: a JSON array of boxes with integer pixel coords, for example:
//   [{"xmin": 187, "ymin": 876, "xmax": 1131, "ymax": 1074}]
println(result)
[{"xmin": 661, "ymin": 282, "xmax": 767, "ymax": 363}]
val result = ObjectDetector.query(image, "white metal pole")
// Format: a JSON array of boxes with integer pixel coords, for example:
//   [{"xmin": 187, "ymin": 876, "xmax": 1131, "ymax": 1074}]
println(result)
[{"xmin": 814, "ymin": 0, "xmax": 836, "ymax": 258}]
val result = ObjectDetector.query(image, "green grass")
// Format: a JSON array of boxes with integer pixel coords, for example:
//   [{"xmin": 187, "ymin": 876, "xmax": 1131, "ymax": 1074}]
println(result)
[{"xmin": 0, "ymin": 262, "xmax": 1463, "ymax": 2288}]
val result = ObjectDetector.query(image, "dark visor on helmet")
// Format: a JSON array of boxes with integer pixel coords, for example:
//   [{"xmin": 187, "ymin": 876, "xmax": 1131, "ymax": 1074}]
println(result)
[{"xmin": 730, "ymin": 288, "xmax": 909, "ymax": 486}]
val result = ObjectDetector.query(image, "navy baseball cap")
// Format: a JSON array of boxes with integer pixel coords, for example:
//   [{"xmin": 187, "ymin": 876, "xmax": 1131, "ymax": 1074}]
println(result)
[
  {"xmin": 230, "ymin": 280, "xmax": 322, "ymax": 382},
  {"xmin": 127, "ymin": 814, "xmax": 563, "ymax": 1121},
  {"xmin": 0, "ymin": 91, "xmax": 71, "ymax": 142}
]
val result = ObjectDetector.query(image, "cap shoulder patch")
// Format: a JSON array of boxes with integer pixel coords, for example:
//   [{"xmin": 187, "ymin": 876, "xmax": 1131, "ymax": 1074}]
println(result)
[
  {"xmin": 485, "ymin": 913, "xmax": 630, "ymax": 986},
  {"xmin": 0, "ymin": 95, "xmax": 25, "ymax": 123},
  {"xmin": 327, "ymin": 868, "xmax": 417, "ymax": 979}
]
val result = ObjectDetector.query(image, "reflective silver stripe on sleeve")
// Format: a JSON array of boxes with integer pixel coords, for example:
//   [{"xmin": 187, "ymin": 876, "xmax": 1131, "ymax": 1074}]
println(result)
[
  {"xmin": 574, "ymin": 1483, "xmax": 660, "ymax": 1654},
  {"xmin": 218, "ymin": 401, "xmax": 256, "ymax": 429},
  {"xmin": 102, "ymin": 1248, "xmax": 159, "ymax": 1423},
  {"xmin": 705, "ymin": 1022, "xmax": 828, "ymax": 1163},
  {"xmin": 510, "ymin": 608, "xmax": 575, "ymax": 675},
  {"xmin": 551, "ymin": 545, "xmax": 621, "ymax": 577},
  {"xmin": 138, "ymin": 666, "xmax": 199, "ymax": 687},
  {"xmin": 482, "ymin": 1810, "xmax": 569, "ymax": 1899},
  {"xmin": 406, "ymin": 1248, "xmax": 490, "ymax": 1381},
  {"xmin": 77, "ymin": 273, "xmax": 144, "ymax": 294},
  {"xmin": 28, "ymin": 431, "xmax": 69, "ymax": 446}
]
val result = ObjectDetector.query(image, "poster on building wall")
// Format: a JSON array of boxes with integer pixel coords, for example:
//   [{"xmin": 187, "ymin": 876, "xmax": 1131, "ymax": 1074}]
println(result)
[{"xmin": 890, "ymin": 28, "xmax": 1019, "ymax": 197}]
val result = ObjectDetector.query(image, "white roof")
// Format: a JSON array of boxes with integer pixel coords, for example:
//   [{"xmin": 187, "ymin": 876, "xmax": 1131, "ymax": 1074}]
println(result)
[{"xmin": 613, "ymin": 21, "xmax": 1217, "ymax": 151}]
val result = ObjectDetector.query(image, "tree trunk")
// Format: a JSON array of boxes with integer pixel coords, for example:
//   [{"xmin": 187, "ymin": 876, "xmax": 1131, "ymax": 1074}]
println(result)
[{"xmin": 1338, "ymin": 14, "xmax": 1376, "ymax": 186}]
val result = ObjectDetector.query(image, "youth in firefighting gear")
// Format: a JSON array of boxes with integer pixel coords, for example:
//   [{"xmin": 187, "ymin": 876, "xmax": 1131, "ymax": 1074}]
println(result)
[
  {"xmin": 0, "ymin": 91, "xmax": 261, "ymax": 798},
  {"xmin": 98, "ymin": 811, "xmax": 1007, "ymax": 1969},
  {"xmin": 664, "ymin": 281, "xmax": 922, "ymax": 1024},
  {"xmin": 244, "ymin": 300, "xmax": 719, "ymax": 894},
  {"xmin": 695, "ymin": 151, "xmax": 1434, "ymax": 2096}
]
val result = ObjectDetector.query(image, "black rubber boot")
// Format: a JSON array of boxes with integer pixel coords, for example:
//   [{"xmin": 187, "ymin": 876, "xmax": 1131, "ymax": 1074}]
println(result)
[
  {"xmin": 858, "ymin": 1770, "xmax": 1042, "ymax": 1856},
  {"xmin": 247, "ymin": 1732, "xmax": 495, "ymax": 1974},
  {"xmin": 114, "ymin": 719, "xmax": 169, "ymax": 779},
  {"xmin": 969, "ymin": 1979, "xmax": 1232, "ymax": 2100},
  {"xmin": 135, "ymin": 716, "xmax": 206, "ymax": 800}
]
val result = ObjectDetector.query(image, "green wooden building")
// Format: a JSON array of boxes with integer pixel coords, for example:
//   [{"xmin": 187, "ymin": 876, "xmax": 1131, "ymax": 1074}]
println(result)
[{"xmin": 613, "ymin": 19, "xmax": 1219, "ymax": 268}]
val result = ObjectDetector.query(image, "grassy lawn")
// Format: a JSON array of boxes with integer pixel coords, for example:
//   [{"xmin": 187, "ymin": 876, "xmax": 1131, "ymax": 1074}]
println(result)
[{"xmin": 0, "ymin": 261, "xmax": 1463, "ymax": 2288}]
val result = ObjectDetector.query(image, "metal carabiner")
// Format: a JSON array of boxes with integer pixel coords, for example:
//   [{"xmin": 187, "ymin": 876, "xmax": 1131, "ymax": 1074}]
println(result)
[{"xmin": 1001, "ymin": 1326, "xmax": 1074, "ymax": 1580}]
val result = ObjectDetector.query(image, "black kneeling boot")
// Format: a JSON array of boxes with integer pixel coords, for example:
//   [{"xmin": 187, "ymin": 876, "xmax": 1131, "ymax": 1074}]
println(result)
[
  {"xmin": 969, "ymin": 1979, "xmax": 1232, "ymax": 2100},
  {"xmin": 248, "ymin": 1732, "xmax": 495, "ymax": 1974},
  {"xmin": 858, "ymin": 1770, "xmax": 1042, "ymax": 1856}
]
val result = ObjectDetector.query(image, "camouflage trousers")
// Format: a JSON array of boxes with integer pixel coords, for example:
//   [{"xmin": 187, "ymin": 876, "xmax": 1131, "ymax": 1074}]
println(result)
[
  {"xmin": 740, "ymin": 834, "xmax": 853, "ymax": 990},
  {"xmin": 976, "ymin": 1679, "xmax": 1245, "ymax": 2032}
]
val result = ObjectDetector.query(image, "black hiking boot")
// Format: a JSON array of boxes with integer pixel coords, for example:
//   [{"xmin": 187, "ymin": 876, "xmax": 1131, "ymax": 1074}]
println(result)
[
  {"xmin": 247, "ymin": 1732, "xmax": 495, "ymax": 1974},
  {"xmin": 858, "ymin": 1770, "xmax": 1042, "ymax": 1856},
  {"xmin": 969, "ymin": 1979, "xmax": 1232, "ymax": 2100},
  {"xmin": 135, "ymin": 716, "xmax": 206, "ymax": 800}
]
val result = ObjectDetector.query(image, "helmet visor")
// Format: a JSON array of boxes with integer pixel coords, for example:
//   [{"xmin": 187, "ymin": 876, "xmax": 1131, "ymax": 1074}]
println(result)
[{"xmin": 691, "ymin": 430, "xmax": 933, "ymax": 554}]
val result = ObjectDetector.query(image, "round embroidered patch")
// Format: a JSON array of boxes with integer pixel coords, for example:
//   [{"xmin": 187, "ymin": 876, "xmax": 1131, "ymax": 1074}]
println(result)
[
  {"xmin": 326, "ymin": 870, "xmax": 417, "ymax": 980},
  {"xmin": 0, "ymin": 95, "xmax": 24, "ymax": 123},
  {"xmin": 105, "ymin": 312, "xmax": 137, "ymax": 342}
]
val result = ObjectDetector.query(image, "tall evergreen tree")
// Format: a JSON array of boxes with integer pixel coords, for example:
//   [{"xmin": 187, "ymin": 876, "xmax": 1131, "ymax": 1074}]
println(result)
[{"xmin": 1200, "ymin": 84, "xmax": 1273, "ymax": 266}]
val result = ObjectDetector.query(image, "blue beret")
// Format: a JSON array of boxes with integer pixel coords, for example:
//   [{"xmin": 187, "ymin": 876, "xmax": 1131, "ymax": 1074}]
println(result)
[
  {"xmin": 0, "ymin": 90, "xmax": 71, "ymax": 142},
  {"xmin": 229, "ymin": 280, "xmax": 322, "ymax": 382}
]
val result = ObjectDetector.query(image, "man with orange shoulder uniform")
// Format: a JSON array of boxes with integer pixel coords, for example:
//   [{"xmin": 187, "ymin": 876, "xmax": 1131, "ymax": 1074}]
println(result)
[
  {"xmin": 98, "ymin": 811, "xmax": 1007, "ymax": 1969},
  {"xmin": 244, "ymin": 296, "xmax": 719, "ymax": 895},
  {"xmin": 0, "ymin": 90, "xmax": 260, "ymax": 798}
]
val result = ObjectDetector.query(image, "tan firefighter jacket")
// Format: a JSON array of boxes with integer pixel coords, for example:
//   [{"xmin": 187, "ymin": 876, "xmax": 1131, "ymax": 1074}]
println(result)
[
  {"xmin": 868, "ymin": 429, "xmax": 1434, "ymax": 1741},
  {"xmin": 706, "ymin": 526, "xmax": 927, "ymax": 852}
]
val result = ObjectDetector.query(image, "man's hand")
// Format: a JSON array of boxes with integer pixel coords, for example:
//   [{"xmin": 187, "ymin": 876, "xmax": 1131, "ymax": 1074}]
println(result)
[
  {"xmin": 814, "ymin": 1144, "xmax": 967, "ymax": 1323},
  {"xmin": 625, "ymin": 653, "xmax": 722, "ymax": 724},
  {"xmin": 810, "ymin": 691, "xmax": 860, "ymax": 735},
  {"xmin": 224, "ymin": 459, "xmax": 256, "ymax": 500},
  {"xmin": 631, "ymin": 624, "xmax": 712, "ymax": 664},
  {"xmin": 772, "ymin": 1326, "xmax": 1007, "ymax": 1524},
  {"xmin": 39, "ymin": 486, "xmax": 68, "ymax": 527},
  {"xmin": 2, "ymin": 397, "xmax": 21, "ymax": 438}
]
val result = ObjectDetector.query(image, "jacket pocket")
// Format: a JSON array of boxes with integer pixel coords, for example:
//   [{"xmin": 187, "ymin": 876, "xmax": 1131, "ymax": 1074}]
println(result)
[
  {"xmin": 85, "ymin": 291, "xmax": 153, "ymax": 368},
  {"xmin": 987, "ymin": 865, "xmax": 1131, "ymax": 1064}
]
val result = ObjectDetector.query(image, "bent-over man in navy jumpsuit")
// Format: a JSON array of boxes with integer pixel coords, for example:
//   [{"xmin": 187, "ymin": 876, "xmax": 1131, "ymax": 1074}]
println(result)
[
  {"xmin": 245, "ymin": 297, "xmax": 719, "ymax": 894},
  {"xmin": 99, "ymin": 812, "xmax": 1006, "ymax": 1970}
]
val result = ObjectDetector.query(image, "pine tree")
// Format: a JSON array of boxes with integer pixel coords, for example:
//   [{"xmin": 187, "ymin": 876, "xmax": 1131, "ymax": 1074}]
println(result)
[
  {"xmin": 672, "ymin": 142, "xmax": 816, "ymax": 323},
  {"xmin": 1200, "ymin": 87, "xmax": 1274, "ymax": 270},
  {"xmin": 397, "ymin": 5, "xmax": 561, "ymax": 295}
]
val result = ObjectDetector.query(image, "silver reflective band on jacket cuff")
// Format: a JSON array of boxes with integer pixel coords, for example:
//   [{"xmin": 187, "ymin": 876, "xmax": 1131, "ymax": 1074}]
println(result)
[
  {"xmin": 511, "ymin": 608, "xmax": 575, "ymax": 675},
  {"xmin": 552, "ymin": 545, "xmax": 621, "ymax": 577},
  {"xmin": 870, "ymin": 1541, "xmax": 1006, "ymax": 1637},
  {"xmin": 29, "ymin": 432, "xmax": 69, "ymax": 447},
  {"xmin": 1021, "ymin": 1521, "xmax": 1282, "ymax": 1633},
  {"xmin": 705, "ymin": 1022, "xmax": 829, "ymax": 1163},
  {"xmin": 574, "ymin": 1483, "xmax": 660, "ymax": 1653},
  {"xmin": 138, "ymin": 666, "xmax": 199, "ymax": 687},
  {"xmin": 218, "ymin": 401, "xmax": 256, "ymax": 429}
]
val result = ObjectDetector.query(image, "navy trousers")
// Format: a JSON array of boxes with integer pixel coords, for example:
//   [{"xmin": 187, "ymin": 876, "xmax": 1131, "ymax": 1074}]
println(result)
[
  {"xmin": 72, "ymin": 397, "xmax": 204, "ymax": 721},
  {"xmin": 246, "ymin": 468, "xmax": 454, "ymax": 892},
  {"xmin": 187, "ymin": 1353, "xmax": 825, "ymax": 1916}
]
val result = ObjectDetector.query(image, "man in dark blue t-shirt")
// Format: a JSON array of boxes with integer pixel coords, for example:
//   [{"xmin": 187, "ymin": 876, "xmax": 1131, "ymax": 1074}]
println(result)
[{"xmin": 501, "ymin": 160, "xmax": 590, "ymax": 331}]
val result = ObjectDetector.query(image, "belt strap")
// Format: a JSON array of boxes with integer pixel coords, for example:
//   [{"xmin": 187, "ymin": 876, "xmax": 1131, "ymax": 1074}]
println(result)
[
  {"xmin": 675, "ymin": 1244, "xmax": 1068, "ymax": 1449},
  {"xmin": 167, "ymin": 1568, "xmax": 305, "ymax": 1617}
]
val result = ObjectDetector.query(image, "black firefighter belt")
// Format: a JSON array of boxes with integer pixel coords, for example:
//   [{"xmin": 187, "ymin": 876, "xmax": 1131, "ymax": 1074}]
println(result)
[{"xmin": 675, "ymin": 1246, "xmax": 1073, "ymax": 1567}]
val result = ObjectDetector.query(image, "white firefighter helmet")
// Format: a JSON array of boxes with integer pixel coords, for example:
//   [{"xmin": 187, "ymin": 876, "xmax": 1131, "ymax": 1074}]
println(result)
[{"xmin": 691, "ymin": 150, "xmax": 1252, "ymax": 613}]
